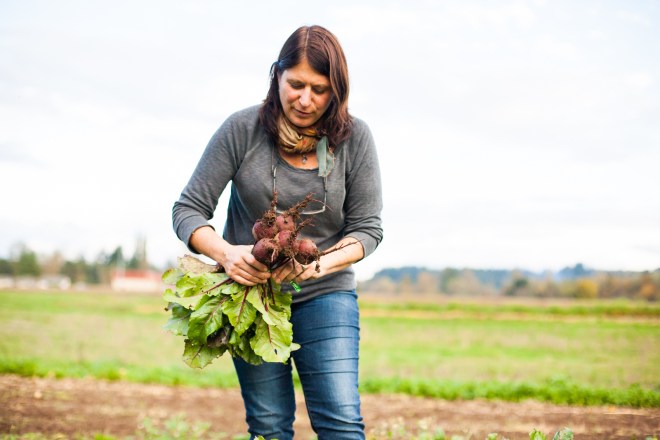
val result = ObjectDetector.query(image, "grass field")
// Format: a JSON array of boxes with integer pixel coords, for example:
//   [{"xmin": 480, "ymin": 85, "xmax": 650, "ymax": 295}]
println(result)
[{"xmin": 1, "ymin": 289, "xmax": 658, "ymax": 407}]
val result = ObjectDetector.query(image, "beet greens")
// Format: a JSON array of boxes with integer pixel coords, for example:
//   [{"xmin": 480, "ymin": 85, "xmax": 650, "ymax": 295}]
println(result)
[
  {"xmin": 163, "ymin": 192, "xmax": 360, "ymax": 368},
  {"xmin": 162, "ymin": 255, "xmax": 299, "ymax": 368}
]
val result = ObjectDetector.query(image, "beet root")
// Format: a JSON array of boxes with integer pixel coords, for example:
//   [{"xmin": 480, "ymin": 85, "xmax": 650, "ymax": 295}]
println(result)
[
  {"xmin": 294, "ymin": 238, "xmax": 320, "ymax": 265},
  {"xmin": 274, "ymin": 230, "xmax": 297, "ymax": 255},
  {"xmin": 275, "ymin": 214, "xmax": 296, "ymax": 233},
  {"xmin": 250, "ymin": 191, "xmax": 349, "ymax": 275},
  {"xmin": 252, "ymin": 219, "xmax": 279, "ymax": 241},
  {"xmin": 252, "ymin": 238, "xmax": 280, "ymax": 266}
]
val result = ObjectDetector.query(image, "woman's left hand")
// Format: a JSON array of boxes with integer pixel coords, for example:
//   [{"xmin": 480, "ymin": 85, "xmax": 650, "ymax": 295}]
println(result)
[{"xmin": 271, "ymin": 258, "xmax": 317, "ymax": 284}]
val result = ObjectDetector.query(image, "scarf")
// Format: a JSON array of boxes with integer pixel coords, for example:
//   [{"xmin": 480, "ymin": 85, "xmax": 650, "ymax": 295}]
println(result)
[{"xmin": 277, "ymin": 115, "xmax": 334, "ymax": 177}]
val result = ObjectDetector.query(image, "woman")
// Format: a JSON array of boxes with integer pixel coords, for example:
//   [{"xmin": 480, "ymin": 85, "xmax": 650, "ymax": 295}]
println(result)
[{"xmin": 172, "ymin": 25, "xmax": 383, "ymax": 439}]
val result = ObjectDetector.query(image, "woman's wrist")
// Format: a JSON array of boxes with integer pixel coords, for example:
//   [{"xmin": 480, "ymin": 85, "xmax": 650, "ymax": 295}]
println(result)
[
  {"xmin": 190, "ymin": 226, "xmax": 231, "ymax": 265},
  {"xmin": 314, "ymin": 237, "xmax": 364, "ymax": 277}
]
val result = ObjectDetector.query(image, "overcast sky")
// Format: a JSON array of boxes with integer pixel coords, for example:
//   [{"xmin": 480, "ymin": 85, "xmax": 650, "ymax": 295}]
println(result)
[{"xmin": 1, "ymin": 0, "xmax": 659, "ymax": 280}]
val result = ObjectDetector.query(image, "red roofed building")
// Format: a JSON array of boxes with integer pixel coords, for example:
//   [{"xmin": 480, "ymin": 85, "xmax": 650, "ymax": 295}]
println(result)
[{"xmin": 110, "ymin": 269, "xmax": 163, "ymax": 293}]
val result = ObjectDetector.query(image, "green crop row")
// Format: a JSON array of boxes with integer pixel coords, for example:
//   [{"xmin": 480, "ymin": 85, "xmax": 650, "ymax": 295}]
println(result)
[{"xmin": 1, "ymin": 290, "xmax": 658, "ymax": 408}]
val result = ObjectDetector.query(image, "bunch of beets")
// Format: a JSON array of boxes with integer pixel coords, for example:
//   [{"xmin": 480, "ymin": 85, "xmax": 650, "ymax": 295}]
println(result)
[
  {"xmin": 251, "ymin": 192, "xmax": 324, "ymax": 272},
  {"xmin": 161, "ymin": 191, "xmax": 358, "ymax": 368}
]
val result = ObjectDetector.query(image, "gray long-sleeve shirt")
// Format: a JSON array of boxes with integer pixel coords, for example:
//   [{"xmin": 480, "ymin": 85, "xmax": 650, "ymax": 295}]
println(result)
[{"xmin": 172, "ymin": 105, "xmax": 383, "ymax": 302}]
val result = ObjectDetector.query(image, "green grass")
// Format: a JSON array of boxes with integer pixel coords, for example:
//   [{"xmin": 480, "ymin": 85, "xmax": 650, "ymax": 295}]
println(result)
[
  {"xmin": 357, "ymin": 296, "xmax": 660, "ymax": 318},
  {"xmin": 1, "ymin": 290, "xmax": 659, "ymax": 407},
  {"xmin": 0, "ymin": 290, "xmax": 239, "ymax": 388}
]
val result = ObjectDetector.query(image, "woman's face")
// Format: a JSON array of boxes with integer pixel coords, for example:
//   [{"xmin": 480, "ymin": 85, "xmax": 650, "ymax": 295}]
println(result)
[{"xmin": 278, "ymin": 57, "xmax": 332, "ymax": 128}]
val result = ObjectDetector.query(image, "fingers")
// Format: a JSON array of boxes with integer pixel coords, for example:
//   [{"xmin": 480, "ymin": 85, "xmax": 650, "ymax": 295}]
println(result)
[
  {"xmin": 293, "ymin": 264, "xmax": 315, "ymax": 283},
  {"xmin": 222, "ymin": 246, "xmax": 270, "ymax": 286},
  {"xmin": 271, "ymin": 259, "xmax": 307, "ymax": 284},
  {"xmin": 271, "ymin": 261, "xmax": 293, "ymax": 284},
  {"xmin": 245, "ymin": 253, "xmax": 269, "ymax": 273}
]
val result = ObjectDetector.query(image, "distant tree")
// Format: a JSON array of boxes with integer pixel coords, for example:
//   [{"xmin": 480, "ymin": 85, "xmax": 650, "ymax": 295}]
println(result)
[
  {"xmin": 0, "ymin": 258, "xmax": 13, "ymax": 275},
  {"xmin": 14, "ymin": 246, "xmax": 41, "ymax": 277},
  {"xmin": 559, "ymin": 278, "xmax": 598, "ymax": 299},
  {"xmin": 574, "ymin": 278, "xmax": 598, "ymax": 299},
  {"xmin": 558, "ymin": 263, "xmax": 593, "ymax": 280},
  {"xmin": 397, "ymin": 274, "xmax": 414, "ymax": 295},
  {"xmin": 60, "ymin": 257, "xmax": 87, "ymax": 284},
  {"xmin": 597, "ymin": 274, "xmax": 629, "ymax": 299},
  {"xmin": 439, "ymin": 267, "xmax": 459, "ymax": 294},
  {"xmin": 502, "ymin": 270, "xmax": 532, "ymax": 296},
  {"xmin": 93, "ymin": 251, "xmax": 112, "ymax": 284},
  {"xmin": 106, "ymin": 247, "xmax": 124, "ymax": 267},
  {"xmin": 637, "ymin": 272, "xmax": 658, "ymax": 301},
  {"xmin": 446, "ymin": 269, "xmax": 494, "ymax": 296},
  {"xmin": 416, "ymin": 271, "xmax": 440, "ymax": 294},
  {"xmin": 41, "ymin": 251, "xmax": 66, "ymax": 276},
  {"xmin": 359, "ymin": 276, "xmax": 397, "ymax": 294},
  {"xmin": 374, "ymin": 266, "xmax": 425, "ymax": 283},
  {"xmin": 531, "ymin": 278, "xmax": 561, "ymax": 298},
  {"xmin": 127, "ymin": 236, "xmax": 149, "ymax": 270}
]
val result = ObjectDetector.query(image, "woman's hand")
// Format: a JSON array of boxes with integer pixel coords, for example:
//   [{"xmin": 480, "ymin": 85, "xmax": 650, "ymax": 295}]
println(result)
[
  {"xmin": 271, "ymin": 236, "xmax": 365, "ymax": 285},
  {"xmin": 271, "ymin": 258, "xmax": 312, "ymax": 284},
  {"xmin": 189, "ymin": 226, "xmax": 270, "ymax": 286},
  {"xmin": 219, "ymin": 244, "xmax": 271, "ymax": 286}
]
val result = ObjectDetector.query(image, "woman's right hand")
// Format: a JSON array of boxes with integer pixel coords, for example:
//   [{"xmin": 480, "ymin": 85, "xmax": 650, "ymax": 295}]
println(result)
[
  {"xmin": 189, "ymin": 226, "xmax": 270, "ymax": 286},
  {"xmin": 218, "ymin": 244, "xmax": 271, "ymax": 286}
]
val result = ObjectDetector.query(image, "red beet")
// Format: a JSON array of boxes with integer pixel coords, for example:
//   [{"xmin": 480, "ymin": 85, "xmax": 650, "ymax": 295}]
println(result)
[
  {"xmin": 252, "ymin": 238, "xmax": 280, "ymax": 266},
  {"xmin": 294, "ymin": 238, "xmax": 320, "ymax": 265},
  {"xmin": 275, "ymin": 214, "xmax": 296, "ymax": 232},
  {"xmin": 252, "ymin": 219, "xmax": 279, "ymax": 241},
  {"xmin": 250, "ymin": 191, "xmax": 355, "ymax": 274},
  {"xmin": 274, "ymin": 229, "xmax": 297, "ymax": 255}
]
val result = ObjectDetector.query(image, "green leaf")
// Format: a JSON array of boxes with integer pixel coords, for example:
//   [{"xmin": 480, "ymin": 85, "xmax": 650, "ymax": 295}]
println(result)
[
  {"xmin": 246, "ymin": 285, "xmax": 289, "ymax": 328},
  {"xmin": 530, "ymin": 429, "xmax": 547, "ymax": 440},
  {"xmin": 218, "ymin": 280, "xmax": 245, "ymax": 296},
  {"xmin": 175, "ymin": 272, "xmax": 230, "ymax": 298},
  {"xmin": 272, "ymin": 287, "xmax": 292, "ymax": 318},
  {"xmin": 552, "ymin": 428, "xmax": 574, "ymax": 440},
  {"xmin": 182, "ymin": 339, "xmax": 224, "ymax": 369},
  {"xmin": 229, "ymin": 328, "xmax": 263, "ymax": 365},
  {"xmin": 164, "ymin": 257, "xmax": 298, "ymax": 368},
  {"xmin": 163, "ymin": 304, "xmax": 192, "ymax": 336},
  {"xmin": 249, "ymin": 316, "xmax": 300, "ymax": 363},
  {"xmin": 162, "ymin": 268, "xmax": 183, "ymax": 284},
  {"xmin": 222, "ymin": 287, "xmax": 258, "ymax": 336},
  {"xmin": 188, "ymin": 296, "xmax": 226, "ymax": 345},
  {"xmin": 163, "ymin": 291, "xmax": 206, "ymax": 309},
  {"xmin": 207, "ymin": 324, "xmax": 232, "ymax": 348}
]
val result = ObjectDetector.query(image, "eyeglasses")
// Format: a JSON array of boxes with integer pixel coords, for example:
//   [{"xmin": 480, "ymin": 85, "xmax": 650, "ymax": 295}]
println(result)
[{"xmin": 271, "ymin": 161, "xmax": 327, "ymax": 215}]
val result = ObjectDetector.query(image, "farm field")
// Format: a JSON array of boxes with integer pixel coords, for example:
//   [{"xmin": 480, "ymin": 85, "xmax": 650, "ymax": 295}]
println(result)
[{"xmin": 1, "ymin": 289, "xmax": 659, "ymax": 439}]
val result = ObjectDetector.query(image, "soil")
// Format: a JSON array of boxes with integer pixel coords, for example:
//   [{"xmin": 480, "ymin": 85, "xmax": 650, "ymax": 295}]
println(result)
[{"xmin": 1, "ymin": 374, "xmax": 658, "ymax": 440}]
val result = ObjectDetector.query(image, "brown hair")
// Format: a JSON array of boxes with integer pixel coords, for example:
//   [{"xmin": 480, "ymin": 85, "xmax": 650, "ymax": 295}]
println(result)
[{"xmin": 259, "ymin": 25, "xmax": 353, "ymax": 148}]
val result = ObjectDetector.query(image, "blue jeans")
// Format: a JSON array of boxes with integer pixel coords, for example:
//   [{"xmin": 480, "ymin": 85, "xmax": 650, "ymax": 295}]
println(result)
[{"xmin": 232, "ymin": 290, "xmax": 364, "ymax": 440}]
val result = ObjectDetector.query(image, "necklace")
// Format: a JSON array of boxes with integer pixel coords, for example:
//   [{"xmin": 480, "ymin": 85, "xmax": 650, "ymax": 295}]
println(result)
[{"xmin": 301, "ymin": 153, "xmax": 307, "ymax": 164}]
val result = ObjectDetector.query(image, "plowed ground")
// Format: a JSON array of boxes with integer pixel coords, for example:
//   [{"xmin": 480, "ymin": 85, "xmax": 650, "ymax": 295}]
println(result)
[{"xmin": 1, "ymin": 375, "xmax": 658, "ymax": 439}]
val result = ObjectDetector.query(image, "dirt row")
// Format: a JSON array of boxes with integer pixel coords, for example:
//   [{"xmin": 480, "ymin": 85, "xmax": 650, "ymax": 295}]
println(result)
[{"xmin": 1, "ymin": 374, "xmax": 658, "ymax": 439}]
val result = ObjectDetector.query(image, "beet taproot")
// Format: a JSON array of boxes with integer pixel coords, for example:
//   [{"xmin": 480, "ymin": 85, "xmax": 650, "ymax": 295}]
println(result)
[
  {"xmin": 294, "ymin": 238, "xmax": 319, "ymax": 265},
  {"xmin": 252, "ymin": 238, "xmax": 280, "ymax": 266},
  {"xmin": 275, "ymin": 214, "xmax": 296, "ymax": 233},
  {"xmin": 252, "ymin": 219, "xmax": 279, "ymax": 241},
  {"xmin": 274, "ymin": 229, "xmax": 297, "ymax": 254}
]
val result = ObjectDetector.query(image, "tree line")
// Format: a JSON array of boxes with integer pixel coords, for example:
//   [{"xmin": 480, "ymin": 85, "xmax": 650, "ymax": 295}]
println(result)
[
  {"xmin": 358, "ymin": 264, "xmax": 660, "ymax": 301},
  {"xmin": 0, "ymin": 240, "xmax": 157, "ymax": 286},
  {"xmin": 2, "ymin": 243, "xmax": 658, "ymax": 301}
]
